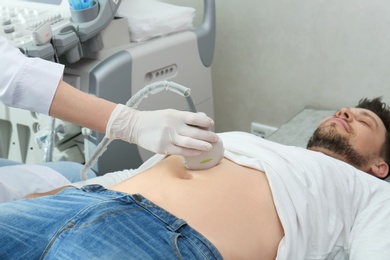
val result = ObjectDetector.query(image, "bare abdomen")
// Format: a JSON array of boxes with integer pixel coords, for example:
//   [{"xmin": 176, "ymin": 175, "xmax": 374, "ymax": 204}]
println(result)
[{"xmin": 110, "ymin": 155, "xmax": 284, "ymax": 259}]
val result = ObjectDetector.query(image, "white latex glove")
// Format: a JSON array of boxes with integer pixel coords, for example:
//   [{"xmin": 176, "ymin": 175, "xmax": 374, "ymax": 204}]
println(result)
[{"xmin": 106, "ymin": 104, "xmax": 219, "ymax": 156}]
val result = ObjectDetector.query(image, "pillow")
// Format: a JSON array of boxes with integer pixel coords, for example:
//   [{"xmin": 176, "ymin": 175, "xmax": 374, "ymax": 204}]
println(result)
[{"xmin": 267, "ymin": 108, "xmax": 335, "ymax": 148}]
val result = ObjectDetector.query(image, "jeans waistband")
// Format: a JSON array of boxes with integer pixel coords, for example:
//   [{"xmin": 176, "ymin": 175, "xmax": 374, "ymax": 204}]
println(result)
[{"xmin": 80, "ymin": 184, "xmax": 223, "ymax": 259}]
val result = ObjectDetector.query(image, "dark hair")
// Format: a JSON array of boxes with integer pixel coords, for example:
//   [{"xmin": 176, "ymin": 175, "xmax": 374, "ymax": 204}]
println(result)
[{"xmin": 356, "ymin": 97, "xmax": 390, "ymax": 178}]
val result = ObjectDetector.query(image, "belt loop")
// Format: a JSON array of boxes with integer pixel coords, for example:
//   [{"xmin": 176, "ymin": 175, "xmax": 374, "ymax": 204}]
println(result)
[{"xmin": 167, "ymin": 219, "xmax": 187, "ymax": 232}]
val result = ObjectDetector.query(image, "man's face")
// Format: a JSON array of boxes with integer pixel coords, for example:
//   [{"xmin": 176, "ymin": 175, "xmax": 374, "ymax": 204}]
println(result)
[{"xmin": 307, "ymin": 107, "xmax": 387, "ymax": 172}]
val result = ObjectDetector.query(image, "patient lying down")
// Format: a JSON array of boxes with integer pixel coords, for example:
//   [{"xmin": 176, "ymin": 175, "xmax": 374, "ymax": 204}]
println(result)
[
  {"xmin": 23, "ymin": 153, "xmax": 283, "ymax": 259},
  {"xmin": 2, "ymin": 98, "xmax": 390, "ymax": 259}
]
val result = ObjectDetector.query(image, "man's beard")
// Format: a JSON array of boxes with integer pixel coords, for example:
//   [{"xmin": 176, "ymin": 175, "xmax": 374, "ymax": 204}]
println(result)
[{"xmin": 307, "ymin": 125, "xmax": 369, "ymax": 168}]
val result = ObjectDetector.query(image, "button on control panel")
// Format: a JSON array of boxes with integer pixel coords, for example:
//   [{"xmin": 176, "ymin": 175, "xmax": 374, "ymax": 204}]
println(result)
[{"xmin": 0, "ymin": 2, "xmax": 70, "ymax": 47}]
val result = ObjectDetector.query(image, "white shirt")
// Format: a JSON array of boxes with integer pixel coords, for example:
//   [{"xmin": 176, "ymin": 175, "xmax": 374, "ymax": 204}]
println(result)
[
  {"xmin": 219, "ymin": 131, "xmax": 390, "ymax": 260},
  {"xmin": 76, "ymin": 131, "xmax": 390, "ymax": 259},
  {"xmin": 0, "ymin": 36, "xmax": 64, "ymax": 114},
  {"xmin": 0, "ymin": 164, "xmax": 70, "ymax": 203}
]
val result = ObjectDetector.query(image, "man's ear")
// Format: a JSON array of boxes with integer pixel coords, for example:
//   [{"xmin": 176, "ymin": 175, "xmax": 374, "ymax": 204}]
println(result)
[{"xmin": 369, "ymin": 160, "xmax": 389, "ymax": 179}]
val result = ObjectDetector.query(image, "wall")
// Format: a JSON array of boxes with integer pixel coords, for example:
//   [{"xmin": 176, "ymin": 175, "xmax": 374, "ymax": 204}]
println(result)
[{"xmin": 167, "ymin": 0, "xmax": 390, "ymax": 133}]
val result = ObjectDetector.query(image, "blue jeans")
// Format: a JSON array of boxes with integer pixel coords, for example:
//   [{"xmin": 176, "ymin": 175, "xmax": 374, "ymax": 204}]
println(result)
[{"xmin": 0, "ymin": 185, "xmax": 223, "ymax": 259}]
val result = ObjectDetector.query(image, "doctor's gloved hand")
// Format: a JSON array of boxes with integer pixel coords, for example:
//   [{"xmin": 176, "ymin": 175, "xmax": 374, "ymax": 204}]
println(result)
[{"xmin": 106, "ymin": 104, "xmax": 219, "ymax": 156}]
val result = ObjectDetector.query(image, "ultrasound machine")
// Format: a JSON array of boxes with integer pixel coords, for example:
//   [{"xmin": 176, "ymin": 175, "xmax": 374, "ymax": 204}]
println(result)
[{"xmin": 0, "ymin": 0, "xmax": 216, "ymax": 175}]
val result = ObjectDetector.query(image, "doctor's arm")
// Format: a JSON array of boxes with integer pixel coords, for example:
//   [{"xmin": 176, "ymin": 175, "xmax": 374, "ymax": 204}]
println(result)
[
  {"xmin": 1, "ymin": 36, "xmax": 217, "ymax": 156},
  {"xmin": 50, "ymin": 80, "xmax": 218, "ymax": 156},
  {"xmin": 49, "ymin": 80, "xmax": 115, "ymax": 134}
]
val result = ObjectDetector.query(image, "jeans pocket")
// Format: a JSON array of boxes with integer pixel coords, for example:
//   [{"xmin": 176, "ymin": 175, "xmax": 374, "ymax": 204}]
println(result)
[
  {"xmin": 171, "ymin": 231, "xmax": 211, "ymax": 260},
  {"xmin": 171, "ymin": 232, "xmax": 184, "ymax": 260}
]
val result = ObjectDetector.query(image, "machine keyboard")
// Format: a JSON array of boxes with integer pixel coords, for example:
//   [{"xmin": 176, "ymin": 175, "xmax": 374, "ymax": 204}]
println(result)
[{"xmin": 0, "ymin": 3, "xmax": 70, "ymax": 47}]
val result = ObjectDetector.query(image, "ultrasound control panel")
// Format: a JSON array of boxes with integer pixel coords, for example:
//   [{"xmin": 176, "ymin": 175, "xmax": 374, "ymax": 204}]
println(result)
[{"xmin": 0, "ymin": 0, "xmax": 70, "ymax": 47}]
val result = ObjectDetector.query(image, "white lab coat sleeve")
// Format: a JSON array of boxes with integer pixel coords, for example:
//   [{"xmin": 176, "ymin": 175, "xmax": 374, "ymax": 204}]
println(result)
[{"xmin": 0, "ymin": 36, "xmax": 64, "ymax": 114}]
